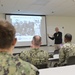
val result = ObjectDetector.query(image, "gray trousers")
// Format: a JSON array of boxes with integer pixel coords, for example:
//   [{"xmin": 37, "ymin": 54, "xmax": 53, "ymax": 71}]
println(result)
[{"xmin": 54, "ymin": 44, "xmax": 62, "ymax": 50}]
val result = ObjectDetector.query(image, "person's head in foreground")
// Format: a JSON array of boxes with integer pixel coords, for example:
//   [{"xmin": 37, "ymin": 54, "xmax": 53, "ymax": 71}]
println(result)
[
  {"xmin": 0, "ymin": 20, "xmax": 16, "ymax": 53},
  {"xmin": 0, "ymin": 20, "xmax": 39, "ymax": 75},
  {"xmin": 55, "ymin": 27, "xmax": 59, "ymax": 32},
  {"xmin": 31, "ymin": 35, "xmax": 42, "ymax": 49},
  {"xmin": 64, "ymin": 33, "xmax": 72, "ymax": 43}
]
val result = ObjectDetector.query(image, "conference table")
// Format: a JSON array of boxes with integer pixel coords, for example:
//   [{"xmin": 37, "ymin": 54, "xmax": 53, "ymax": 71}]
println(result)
[
  {"xmin": 48, "ymin": 54, "xmax": 59, "ymax": 67},
  {"xmin": 39, "ymin": 65, "xmax": 75, "ymax": 75},
  {"xmin": 48, "ymin": 54, "xmax": 59, "ymax": 60}
]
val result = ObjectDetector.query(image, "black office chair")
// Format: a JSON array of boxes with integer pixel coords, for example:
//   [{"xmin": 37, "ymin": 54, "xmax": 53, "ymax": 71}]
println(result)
[
  {"xmin": 13, "ymin": 53, "xmax": 20, "ymax": 56},
  {"xmin": 35, "ymin": 64, "xmax": 48, "ymax": 69},
  {"xmin": 54, "ymin": 49, "xmax": 59, "ymax": 54},
  {"xmin": 67, "ymin": 56, "xmax": 75, "ymax": 65}
]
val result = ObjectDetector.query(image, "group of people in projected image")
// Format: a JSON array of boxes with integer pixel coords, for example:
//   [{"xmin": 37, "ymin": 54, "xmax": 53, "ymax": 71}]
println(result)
[
  {"xmin": 12, "ymin": 19, "xmax": 41, "ymax": 42},
  {"xmin": 13, "ymin": 21, "xmax": 35, "ymax": 36},
  {"xmin": 14, "ymin": 21, "xmax": 41, "ymax": 36}
]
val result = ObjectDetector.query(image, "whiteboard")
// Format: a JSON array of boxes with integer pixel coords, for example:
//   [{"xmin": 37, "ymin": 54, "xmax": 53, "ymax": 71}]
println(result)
[{"xmin": 47, "ymin": 26, "xmax": 64, "ymax": 46}]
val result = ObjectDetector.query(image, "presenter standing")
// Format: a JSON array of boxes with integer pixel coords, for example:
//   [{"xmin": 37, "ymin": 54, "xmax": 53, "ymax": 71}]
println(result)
[{"xmin": 48, "ymin": 27, "xmax": 62, "ymax": 50}]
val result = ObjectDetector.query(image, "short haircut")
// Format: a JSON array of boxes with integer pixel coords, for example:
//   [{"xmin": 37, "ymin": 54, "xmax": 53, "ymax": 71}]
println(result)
[
  {"xmin": 55, "ymin": 27, "xmax": 59, "ymax": 30},
  {"xmin": 65, "ymin": 33, "xmax": 72, "ymax": 41},
  {"xmin": 33, "ymin": 35, "xmax": 41, "ymax": 46},
  {"xmin": 0, "ymin": 20, "xmax": 16, "ymax": 49}
]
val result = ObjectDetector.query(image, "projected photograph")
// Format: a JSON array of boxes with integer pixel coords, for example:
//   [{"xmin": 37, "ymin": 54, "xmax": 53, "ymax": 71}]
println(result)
[{"xmin": 10, "ymin": 16, "xmax": 42, "ymax": 42}]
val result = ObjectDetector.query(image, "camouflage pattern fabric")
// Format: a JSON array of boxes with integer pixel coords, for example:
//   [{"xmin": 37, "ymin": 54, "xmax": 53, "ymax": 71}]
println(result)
[
  {"xmin": 20, "ymin": 48, "xmax": 49, "ymax": 66},
  {"xmin": 0, "ymin": 52, "xmax": 39, "ymax": 75},
  {"xmin": 59, "ymin": 42, "xmax": 75, "ymax": 66}
]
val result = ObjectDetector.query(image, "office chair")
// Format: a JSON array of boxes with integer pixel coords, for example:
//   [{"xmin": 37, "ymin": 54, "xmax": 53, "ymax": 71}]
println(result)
[
  {"xmin": 67, "ymin": 56, "xmax": 75, "ymax": 65},
  {"xmin": 54, "ymin": 49, "xmax": 59, "ymax": 54},
  {"xmin": 35, "ymin": 64, "xmax": 48, "ymax": 69},
  {"xmin": 13, "ymin": 53, "xmax": 20, "ymax": 56}
]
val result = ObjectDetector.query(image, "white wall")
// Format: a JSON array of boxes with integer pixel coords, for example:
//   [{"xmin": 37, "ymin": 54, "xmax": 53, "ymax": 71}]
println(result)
[
  {"xmin": 0, "ymin": 13, "xmax": 75, "ymax": 53},
  {"xmin": 0, "ymin": 13, "xmax": 5, "ymax": 20},
  {"xmin": 46, "ymin": 16, "xmax": 75, "ymax": 44}
]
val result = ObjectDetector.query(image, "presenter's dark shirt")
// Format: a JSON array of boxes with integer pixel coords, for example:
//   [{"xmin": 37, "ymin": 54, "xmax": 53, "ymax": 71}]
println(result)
[{"xmin": 49, "ymin": 32, "xmax": 62, "ymax": 44}]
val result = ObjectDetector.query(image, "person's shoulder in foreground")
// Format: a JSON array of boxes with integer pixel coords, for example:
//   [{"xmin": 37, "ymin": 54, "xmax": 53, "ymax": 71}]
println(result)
[
  {"xmin": 0, "ymin": 20, "xmax": 39, "ymax": 75},
  {"xmin": 15, "ymin": 55, "xmax": 39, "ymax": 75},
  {"xmin": 0, "ymin": 52, "xmax": 39, "ymax": 75}
]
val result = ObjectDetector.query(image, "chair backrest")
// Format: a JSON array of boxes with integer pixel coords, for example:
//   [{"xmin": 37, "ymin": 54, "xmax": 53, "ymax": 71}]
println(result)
[
  {"xmin": 54, "ymin": 49, "xmax": 59, "ymax": 54},
  {"xmin": 35, "ymin": 64, "xmax": 48, "ymax": 69},
  {"xmin": 13, "ymin": 53, "xmax": 20, "ymax": 56},
  {"xmin": 67, "ymin": 56, "xmax": 75, "ymax": 65}
]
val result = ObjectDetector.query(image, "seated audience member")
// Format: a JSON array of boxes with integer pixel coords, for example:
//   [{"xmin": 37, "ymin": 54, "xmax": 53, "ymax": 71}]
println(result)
[
  {"xmin": 20, "ymin": 35, "xmax": 49, "ymax": 68},
  {"xmin": 0, "ymin": 20, "xmax": 39, "ymax": 75},
  {"xmin": 59, "ymin": 33, "xmax": 75, "ymax": 66}
]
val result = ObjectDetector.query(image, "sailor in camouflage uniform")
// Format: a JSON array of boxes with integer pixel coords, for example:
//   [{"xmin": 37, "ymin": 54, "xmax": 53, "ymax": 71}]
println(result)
[
  {"xmin": 0, "ymin": 20, "xmax": 39, "ymax": 75},
  {"xmin": 20, "ymin": 35, "xmax": 49, "ymax": 68},
  {"xmin": 59, "ymin": 33, "xmax": 75, "ymax": 66}
]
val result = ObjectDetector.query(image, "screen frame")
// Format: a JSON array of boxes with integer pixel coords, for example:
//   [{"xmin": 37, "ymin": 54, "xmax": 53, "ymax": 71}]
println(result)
[{"xmin": 5, "ymin": 14, "xmax": 47, "ymax": 48}]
